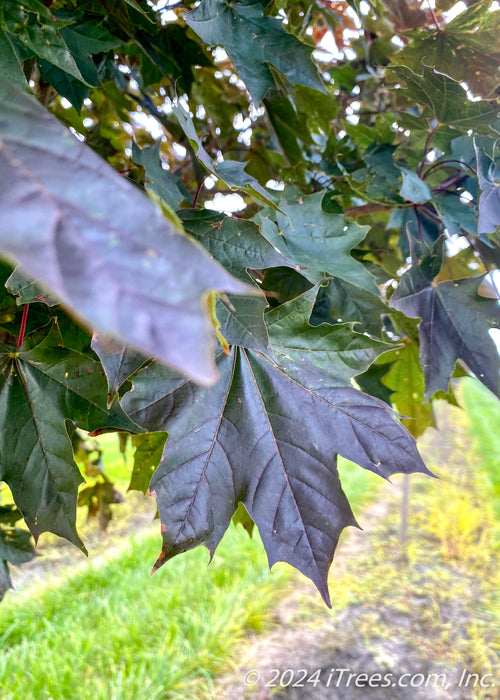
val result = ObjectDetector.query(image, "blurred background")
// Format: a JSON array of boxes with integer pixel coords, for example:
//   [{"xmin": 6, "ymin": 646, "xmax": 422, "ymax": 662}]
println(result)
[{"xmin": 0, "ymin": 377, "xmax": 498, "ymax": 700}]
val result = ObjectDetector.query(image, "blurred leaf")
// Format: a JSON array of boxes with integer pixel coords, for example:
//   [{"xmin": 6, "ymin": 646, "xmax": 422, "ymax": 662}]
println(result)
[
  {"xmin": 433, "ymin": 192, "xmax": 477, "ymax": 237},
  {"xmin": 37, "ymin": 21, "xmax": 121, "ymax": 111},
  {"xmin": 0, "ymin": 505, "xmax": 25, "ymax": 527},
  {"xmin": 78, "ymin": 477, "xmax": 125, "ymax": 531},
  {"xmin": 435, "ymin": 247, "xmax": 484, "ymax": 283},
  {"xmin": 355, "ymin": 362, "xmax": 394, "ymax": 406},
  {"xmin": 0, "ymin": 511, "xmax": 34, "ymax": 600},
  {"xmin": 0, "ymin": 77, "xmax": 252, "ymax": 385},
  {"xmin": 232, "ymin": 502, "xmax": 255, "ymax": 537},
  {"xmin": 132, "ymin": 142, "xmax": 188, "ymax": 209},
  {"xmin": 382, "ymin": 342, "xmax": 435, "ymax": 438},
  {"xmin": 475, "ymin": 143, "xmax": 500, "ymax": 234},
  {"xmin": 6, "ymin": 267, "xmax": 59, "ymax": 307},
  {"xmin": 172, "ymin": 105, "xmax": 280, "ymax": 210},
  {"xmin": 394, "ymin": 1, "xmax": 500, "ymax": 98},
  {"xmin": 399, "ymin": 168, "xmax": 432, "ymax": 204},
  {"xmin": 0, "ymin": 27, "xmax": 26, "ymax": 90},
  {"xmin": 1, "ymin": 0, "xmax": 88, "ymax": 84},
  {"xmin": 0, "ymin": 524, "xmax": 36, "ymax": 566},
  {"xmin": 129, "ymin": 432, "xmax": 168, "ymax": 494}
]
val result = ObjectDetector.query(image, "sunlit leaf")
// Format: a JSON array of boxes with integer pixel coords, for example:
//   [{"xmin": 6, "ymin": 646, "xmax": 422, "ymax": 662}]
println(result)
[{"xmin": 391, "ymin": 65, "xmax": 500, "ymax": 133}]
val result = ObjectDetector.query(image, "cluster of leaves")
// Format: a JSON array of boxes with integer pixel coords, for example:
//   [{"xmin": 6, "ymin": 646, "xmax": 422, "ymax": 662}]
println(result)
[{"xmin": 0, "ymin": 0, "xmax": 499, "ymax": 605}]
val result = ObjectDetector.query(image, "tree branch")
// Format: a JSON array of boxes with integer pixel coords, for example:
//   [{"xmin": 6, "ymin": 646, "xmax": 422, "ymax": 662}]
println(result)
[{"xmin": 344, "ymin": 202, "xmax": 395, "ymax": 218}]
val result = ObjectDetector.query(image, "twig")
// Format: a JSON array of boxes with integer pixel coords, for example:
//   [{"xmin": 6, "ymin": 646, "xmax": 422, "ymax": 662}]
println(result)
[
  {"xmin": 414, "ymin": 205, "xmax": 423, "ymax": 242},
  {"xmin": 418, "ymin": 123, "xmax": 438, "ymax": 177},
  {"xmin": 422, "ymin": 159, "xmax": 477, "ymax": 179},
  {"xmin": 426, "ymin": 0, "xmax": 440, "ymax": 29},
  {"xmin": 431, "ymin": 172, "xmax": 469, "ymax": 193}
]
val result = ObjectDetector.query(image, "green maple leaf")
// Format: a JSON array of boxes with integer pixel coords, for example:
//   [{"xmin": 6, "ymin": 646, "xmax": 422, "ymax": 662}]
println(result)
[
  {"xmin": 178, "ymin": 210, "xmax": 293, "ymax": 282},
  {"xmin": 216, "ymin": 293, "xmax": 270, "ymax": 353},
  {"xmin": 0, "ymin": 27, "xmax": 26, "ymax": 90},
  {"xmin": 185, "ymin": 0, "xmax": 324, "ymax": 103},
  {"xmin": 259, "ymin": 192, "xmax": 378, "ymax": 294},
  {"xmin": 391, "ymin": 65, "xmax": 499, "ymax": 134},
  {"xmin": 266, "ymin": 287, "xmax": 395, "ymax": 384},
  {"xmin": 1, "ymin": 0, "xmax": 89, "ymax": 85},
  {"xmin": 0, "ymin": 323, "xmax": 141, "ymax": 548},
  {"xmin": 394, "ymin": 1, "xmax": 500, "ymax": 98},
  {"xmin": 312, "ymin": 277, "xmax": 387, "ymax": 337}
]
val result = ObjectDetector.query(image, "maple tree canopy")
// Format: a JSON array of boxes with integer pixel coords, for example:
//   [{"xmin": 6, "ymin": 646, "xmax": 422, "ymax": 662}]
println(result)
[{"xmin": 0, "ymin": 0, "xmax": 499, "ymax": 605}]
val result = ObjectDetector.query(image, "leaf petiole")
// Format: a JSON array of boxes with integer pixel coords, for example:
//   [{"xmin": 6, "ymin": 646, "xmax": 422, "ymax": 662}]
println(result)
[{"xmin": 16, "ymin": 303, "xmax": 29, "ymax": 349}]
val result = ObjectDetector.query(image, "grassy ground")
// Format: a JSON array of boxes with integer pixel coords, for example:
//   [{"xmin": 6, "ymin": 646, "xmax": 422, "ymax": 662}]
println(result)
[
  {"xmin": 0, "ymin": 527, "xmax": 289, "ymax": 700},
  {"xmin": 0, "ymin": 433, "xmax": 377, "ymax": 699},
  {"xmin": 461, "ymin": 378, "xmax": 500, "ymax": 521}
]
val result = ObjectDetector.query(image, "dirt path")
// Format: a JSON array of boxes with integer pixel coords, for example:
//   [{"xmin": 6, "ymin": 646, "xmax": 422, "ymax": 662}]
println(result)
[{"xmin": 214, "ymin": 485, "xmax": 412, "ymax": 700}]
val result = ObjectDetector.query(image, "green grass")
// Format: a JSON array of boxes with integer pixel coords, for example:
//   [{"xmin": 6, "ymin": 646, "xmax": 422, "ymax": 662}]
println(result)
[
  {"xmin": 1, "ymin": 380, "xmax": 497, "ymax": 700},
  {"xmin": 461, "ymin": 378, "xmax": 500, "ymax": 517},
  {"xmin": 337, "ymin": 457, "xmax": 381, "ymax": 514},
  {"xmin": 0, "ymin": 527, "xmax": 288, "ymax": 700},
  {"xmin": 0, "ymin": 436, "xmax": 378, "ymax": 700}
]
